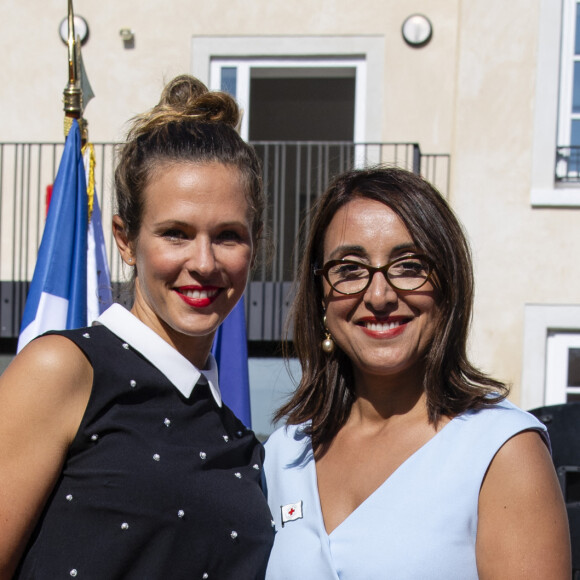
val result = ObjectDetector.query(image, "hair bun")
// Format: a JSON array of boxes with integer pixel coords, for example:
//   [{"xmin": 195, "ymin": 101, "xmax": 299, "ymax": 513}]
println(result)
[
  {"xmin": 158, "ymin": 74, "xmax": 240, "ymax": 128},
  {"xmin": 159, "ymin": 75, "xmax": 208, "ymax": 110}
]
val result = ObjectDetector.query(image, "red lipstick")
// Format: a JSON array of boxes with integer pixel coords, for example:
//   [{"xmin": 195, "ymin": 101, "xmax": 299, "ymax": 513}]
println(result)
[
  {"xmin": 175, "ymin": 286, "xmax": 220, "ymax": 308},
  {"xmin": 357, "ymin": 316, "xmax": 410, "ymax": 339}
]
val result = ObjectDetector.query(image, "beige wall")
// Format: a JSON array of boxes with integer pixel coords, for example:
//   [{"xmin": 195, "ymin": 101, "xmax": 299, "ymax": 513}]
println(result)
[
  {"xmin": 2, "ymin": 0, "xmax": 578, "ymax": 406},
  {"xmin": 1, "ymin": 0, "xmax": 459, "ymax": 146},
  {"xmin": 450, "ymin": 0, "xmax": 580, "ymax": 403}
]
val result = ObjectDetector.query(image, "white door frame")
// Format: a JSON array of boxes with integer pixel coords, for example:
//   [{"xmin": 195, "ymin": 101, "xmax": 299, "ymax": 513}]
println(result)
[
  {"xmin": 208, "ymin": 57, "xmax": 366, "ymax": 143},
  {"xmin": 191, "ymin": 35, "xmax": 385, "ymax": 143}
]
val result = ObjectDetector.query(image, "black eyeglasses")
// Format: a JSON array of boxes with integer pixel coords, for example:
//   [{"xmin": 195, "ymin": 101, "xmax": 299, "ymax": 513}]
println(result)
[{"xmin": 314, "ymin": 255, "xmax": 434, "ymax": 295}]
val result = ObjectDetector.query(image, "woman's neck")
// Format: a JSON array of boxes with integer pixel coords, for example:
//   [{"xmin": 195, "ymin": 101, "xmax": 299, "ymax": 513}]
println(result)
[{"xmin": 349, "ymin": 365, "xmax": 428, "ymax": 427}]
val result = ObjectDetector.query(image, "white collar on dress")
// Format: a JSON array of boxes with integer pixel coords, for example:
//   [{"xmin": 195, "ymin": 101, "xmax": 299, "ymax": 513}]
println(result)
[{"xmin": 95, "ymin": 303, "xmax": 222, "ymax": 406}]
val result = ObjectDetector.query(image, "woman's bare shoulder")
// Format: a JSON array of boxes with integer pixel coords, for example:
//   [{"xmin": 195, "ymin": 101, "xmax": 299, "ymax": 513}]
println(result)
[
  {"xmin": 0, "ymin": 334, "xmax": 93, "ymax": 432},
  {"xmin": 476, "ymin": 429, "xmax": 571, "ymax": 579}
]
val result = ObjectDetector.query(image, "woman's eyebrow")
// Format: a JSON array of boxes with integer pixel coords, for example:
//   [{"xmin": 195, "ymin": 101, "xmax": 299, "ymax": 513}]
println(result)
[
  {"xmin": 327, "ymin": 245, "xmax": 367, "ymax": 260},
  {"xmin": 327, "ymin": 242, "xmax": 419, "ymax": 261}
]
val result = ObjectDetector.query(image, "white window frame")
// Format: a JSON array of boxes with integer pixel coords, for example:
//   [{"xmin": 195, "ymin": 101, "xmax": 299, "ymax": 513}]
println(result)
[
  {"xmin": 530, "ymin": 0, "xmax": 580, "ymax": 206},
  {"xmin": 521, "ymin": 304, "xmax": 580, "ymax": 409},
  {"xmin": 208, "ymin": 58, "xmax": 366, "ymax": 143},
  {"xmin": 545, "ymin": 332, "xmax": 580, "ymax": 404},
  {"xmin": 557, "ymin": 0, "xmax": 577, "ymax": 149},
  {"xmin": 191, "ymin": 36, "xmax": 385, "ymax": 143}
]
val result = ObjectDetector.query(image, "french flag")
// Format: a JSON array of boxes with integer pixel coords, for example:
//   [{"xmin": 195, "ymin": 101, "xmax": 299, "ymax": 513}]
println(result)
[
  {"xmin": 212, "ymin": 296, "xmax": 252, "ymax": 427},
  {"xmin": 17, "ymin": 119, "xmax": 112, "ymax": 352}
]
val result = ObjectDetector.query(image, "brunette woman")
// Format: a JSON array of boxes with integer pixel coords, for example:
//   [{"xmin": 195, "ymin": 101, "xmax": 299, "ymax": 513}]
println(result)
[{"xmin": 264, "ymin": 166, "xmax": 570, "ymax": 579}]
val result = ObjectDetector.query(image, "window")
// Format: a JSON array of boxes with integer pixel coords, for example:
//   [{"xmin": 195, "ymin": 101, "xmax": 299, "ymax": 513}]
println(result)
[
  {"xmin": 522, "ymin": 305, "xmax": 580, "ymax": 409},
  {"xmin": 191, "ymin": 35, "xmax": 385, "ymax": 143},
  {"xmin": 556, "ymin": 0, "xmax": 580, "ymax": 178},
  {"xmin": 209, "ymin": 59, "xmax": 364, "ymax": 143},
  {"xmin": 545, "ymin": 332, "xmax": 580, "ymax": 403},
  {"xmin": 531, "ymin": 0, "xmax": 580, "ymax": 205}
]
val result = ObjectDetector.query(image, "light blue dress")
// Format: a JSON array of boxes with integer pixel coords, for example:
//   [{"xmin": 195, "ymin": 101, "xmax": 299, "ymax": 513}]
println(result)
[{"xmin": 264, "ymin": 399, "xmax": 547, "ymax": 579}]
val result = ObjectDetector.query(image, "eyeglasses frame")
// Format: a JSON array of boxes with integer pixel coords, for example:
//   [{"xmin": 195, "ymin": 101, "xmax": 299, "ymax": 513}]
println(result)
[{"xmin": 314, "ymin": 254, "xmax": 435, "ymax": 295}]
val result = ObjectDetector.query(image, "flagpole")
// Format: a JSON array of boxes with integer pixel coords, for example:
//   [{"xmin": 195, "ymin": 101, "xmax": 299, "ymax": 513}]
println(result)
[
  {"xmin": 17, "ymin": 0, "xmax": 114, "ymax": 352},
  {"xmin": 62, "ymin": 0, "xmax": 87, "ymax": 142}
]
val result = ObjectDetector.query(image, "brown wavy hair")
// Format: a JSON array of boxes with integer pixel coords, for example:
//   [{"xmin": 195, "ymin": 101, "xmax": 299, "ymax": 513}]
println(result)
[
  {"xmin": 114, "ymin": 75, "xmax": 264, "ymax": 250},
  {"xmin": 276, "ymin": 166, "xmax": 508, "ymax": 453}
]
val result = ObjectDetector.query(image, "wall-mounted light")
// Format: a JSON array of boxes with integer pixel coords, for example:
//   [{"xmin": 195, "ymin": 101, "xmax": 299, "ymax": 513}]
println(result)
[
  {"xmin": 401, "ymin": 14, "xmax": 433, "ymax": 48},
  {"xmin": 119, "ymin": 28, "xmax": 134, "ymax": 42},
  {"xmin": 59, "ymin": 15, "xmax": 89, "ymax": 45},
  {"xmin": 119, "ymin": 28, "xmax": 135, "ymax": 49}
]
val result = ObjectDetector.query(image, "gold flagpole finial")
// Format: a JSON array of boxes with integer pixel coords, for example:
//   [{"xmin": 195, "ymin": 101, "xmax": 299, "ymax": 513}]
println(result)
[{"xmin": 62, "ymin": 0, "xmax": 87, "ymax": 140}]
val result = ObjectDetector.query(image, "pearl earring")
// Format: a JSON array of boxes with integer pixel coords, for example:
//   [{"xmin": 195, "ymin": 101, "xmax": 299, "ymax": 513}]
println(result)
[{"xmin": 321, "ymin": 315, "xmax": 335, "ymax": 354}]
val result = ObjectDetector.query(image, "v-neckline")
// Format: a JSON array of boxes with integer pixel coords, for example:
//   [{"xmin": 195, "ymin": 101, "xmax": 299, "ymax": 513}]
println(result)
[{"xmin": 313, "ymin": 414, "xmax": 459, "ymax": 537}]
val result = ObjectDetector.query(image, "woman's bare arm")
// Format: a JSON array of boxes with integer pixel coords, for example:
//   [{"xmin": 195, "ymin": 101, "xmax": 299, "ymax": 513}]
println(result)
[
  {"xmin": 0, "ymin": 335, "xmax": 92, "ymax": 579},
  {"xmin": 477, "ymin": 429, "xmax": 571, "ymax": 579}
]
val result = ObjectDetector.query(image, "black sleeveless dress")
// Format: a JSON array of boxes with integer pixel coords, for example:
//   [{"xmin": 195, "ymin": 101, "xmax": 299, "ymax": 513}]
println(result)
[{"xmin": 15, "ymin": 324, "xmax": 274, "ymax": 579}]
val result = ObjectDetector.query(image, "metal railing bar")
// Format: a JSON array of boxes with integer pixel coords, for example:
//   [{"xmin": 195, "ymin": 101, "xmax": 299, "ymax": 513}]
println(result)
[{"xmin": 0, "ymin": 140, "xmax": 451, "ymax": 340}]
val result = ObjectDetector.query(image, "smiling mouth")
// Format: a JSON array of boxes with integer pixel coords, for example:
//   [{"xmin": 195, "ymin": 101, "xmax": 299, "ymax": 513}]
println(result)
[
  {"xmin": 360, "ymin": 318, "xmax": 411, "ymax": 332},
  {"xmin": 179, "ymin": 288, "xmax": 219, "ymax": 299},
  {"xmin": 174, "ymin": 286, "xmax": 221, "ymax": 308}
]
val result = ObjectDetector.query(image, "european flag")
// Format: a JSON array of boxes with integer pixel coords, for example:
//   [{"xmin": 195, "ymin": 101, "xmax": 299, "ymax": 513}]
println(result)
[
  {"xmin": 212, "ymin": 296, "xmax": 252, "ymax": 427},
  {"xmin": 17, "ymin": 119, "xmax": 111, "ymax": 351}
]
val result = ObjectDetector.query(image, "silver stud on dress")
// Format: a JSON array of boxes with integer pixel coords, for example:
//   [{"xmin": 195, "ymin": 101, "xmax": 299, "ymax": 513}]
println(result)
[
  {"xmin": 70, "ymin": 570, "xmax": 78, "ymax": 577},
  {"xmin": 66, "ymin": 494, "xmax": 73, "ymax": 501},
  {"xmin": 199, "ymin": 451, "xmax": 207, "ymax": 460},
  {"xmin": 153, "ymin": 453, "xmax": 160, "ymax": 461},
  {"xmin": 202, "ymin": 574, "xmax": 209, "ymax": 579},
  {"xmin": 130, "ymin": 380, "xmax": 137, "ymax": 388},
  {"xmin": 236, "ymin": 430, "xmax": 243, "ymax": 437},
  {"xmin": 253, "ymin": 464, "xmax": 260, "ymax": 470},
  {"xmin": 230, "ymin": 530, "xmax": 238, "ymax": 540},
  {"xmin": 121, "ymin": 522, "xmax": 129, "ymax": 530},
  {"xmin": 90, "ymin": 434, "xmax": 99, "ymax": 441},
  {"xmin": 82, "ymin": 333, "xmax": 90, "ymax": 338},
  {"xmin": 122, "ymin": 343, "xmax": 130, "ymax": 350},
  {"xmin": 177, "ymin": 510, "xmax": 185, "ymax": 518},
  {"xmin": 234, "ymin": 472, "xmax": 242, "ymax": 479},
  {"xmin": 223, "ymin": 435, "xmax": 229, "ymax": 443},
  {"xmin": 164, "ymin": 418, "xmax": 171, "ymax": 427}
]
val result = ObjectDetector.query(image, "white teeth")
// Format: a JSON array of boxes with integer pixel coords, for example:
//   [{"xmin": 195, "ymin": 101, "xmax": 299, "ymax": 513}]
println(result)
[
  {"xmin": 182, "ymin": 288, "xmax": 218, "ymax": 299},
  {"xmin": 365, "ymin": 320, "xmax": 404, "ymax": 332}
]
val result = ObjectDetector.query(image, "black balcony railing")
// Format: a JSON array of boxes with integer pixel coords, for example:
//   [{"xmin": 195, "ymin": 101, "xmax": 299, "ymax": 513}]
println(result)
[{"xmin": 0, "ymin": 141, "xmax": 450, "ymax": 340}]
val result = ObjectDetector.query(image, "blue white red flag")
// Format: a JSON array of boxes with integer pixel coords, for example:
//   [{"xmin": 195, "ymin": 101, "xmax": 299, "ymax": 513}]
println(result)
[
  {"xmin": 17, "ymin": 120, "xmax": 112, "ymax": 352},
  {"xmin": 211, "ymin": 296, "xmax": 252, "ymax": 427},
  {"xmin": 86, "ymin": 151, "xmax": 113, "ymax": 322}
]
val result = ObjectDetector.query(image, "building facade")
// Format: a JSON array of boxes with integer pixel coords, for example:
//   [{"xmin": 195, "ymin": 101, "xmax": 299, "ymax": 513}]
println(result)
[{"xmin": 1, "ymin": 0, "xmax": 579, "ymax": 434}]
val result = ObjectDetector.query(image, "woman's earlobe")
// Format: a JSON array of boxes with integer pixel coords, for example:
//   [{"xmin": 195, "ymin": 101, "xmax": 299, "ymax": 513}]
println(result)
[{"xmin": 112, "ymin": 215, "xmax": 134, "ymax": 265}]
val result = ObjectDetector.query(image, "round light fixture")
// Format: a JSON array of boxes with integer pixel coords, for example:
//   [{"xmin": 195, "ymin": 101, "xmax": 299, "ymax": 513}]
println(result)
[
  {"xmin": 59, "ymin": 15, "xmax": 89, "ymax": 45},
  {"xmin": 401, "ymin": 14, "xmax": 432, "ymax": 48}
]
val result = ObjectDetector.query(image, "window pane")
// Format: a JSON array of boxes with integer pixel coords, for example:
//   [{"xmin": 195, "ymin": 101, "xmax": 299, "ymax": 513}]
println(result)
[
  {"xmin": 576, "ymin": 2, "xmax": 580, "ymax": 54},
  {"xmin": 573, "ymin": 62, "xmax": 580, "ymax": 113},
  {"xmin": 568, "ymin": 347, "xmax": 580, "ymax": 386},
  {"xmin": 220, "ymin": 67, "xmax": 237, "ymax": 98},
  {"xmin": 568, "ymin": 122, "xmax": 580, "ymax": 173},
  {"xmin": 571, "ymin": 120, "xmax": 580, "ymax": 146}
]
